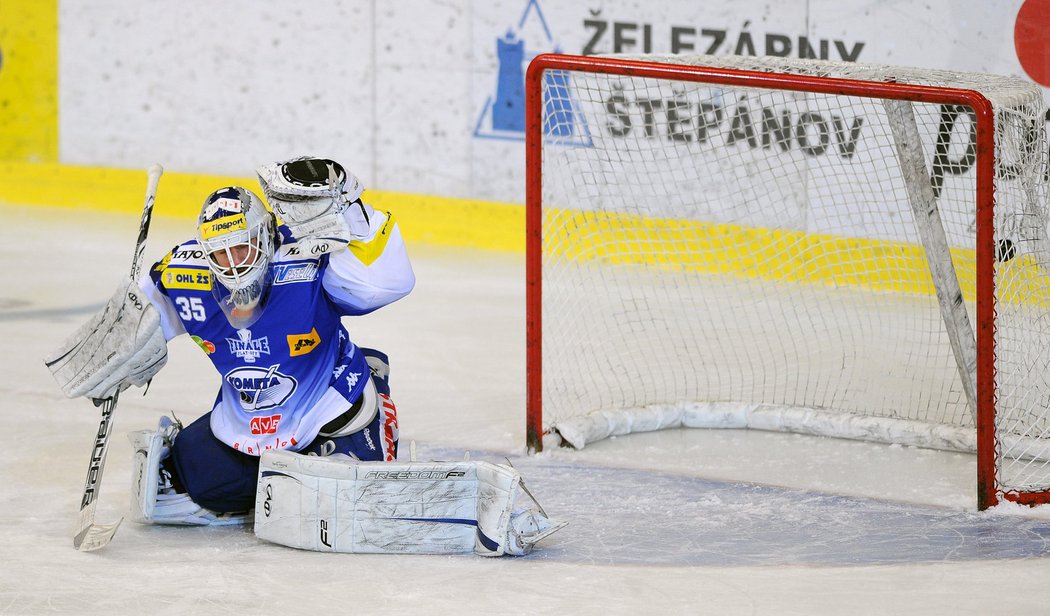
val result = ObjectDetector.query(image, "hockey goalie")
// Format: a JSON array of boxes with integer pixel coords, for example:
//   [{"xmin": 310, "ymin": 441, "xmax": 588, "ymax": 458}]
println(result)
[{"xmin": 45, "ymin": 156, "xmax": 564, "ymax": 555}]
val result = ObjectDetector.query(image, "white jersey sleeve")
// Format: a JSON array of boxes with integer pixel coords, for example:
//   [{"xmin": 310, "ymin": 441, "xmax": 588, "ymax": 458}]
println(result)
[{"xmin": 322, "ymin": 207, "xmax": 415, "ymax": 315}]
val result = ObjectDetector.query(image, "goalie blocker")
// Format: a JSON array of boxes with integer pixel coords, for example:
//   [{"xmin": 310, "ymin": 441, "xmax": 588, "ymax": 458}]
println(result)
[{"xmin": 255, "ymin": 450, "xmax": 566, "ymax": 556}]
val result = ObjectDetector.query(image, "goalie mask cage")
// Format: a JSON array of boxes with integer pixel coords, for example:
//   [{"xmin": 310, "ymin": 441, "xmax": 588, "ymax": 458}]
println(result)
[{"xmin": 524, "ymin": 53, "xmax": 1050, "ymax": 510}]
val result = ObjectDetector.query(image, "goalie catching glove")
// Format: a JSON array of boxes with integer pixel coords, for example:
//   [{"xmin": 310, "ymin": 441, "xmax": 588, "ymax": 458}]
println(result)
[
  {"xmin": 256, "ymin": 156, "xmax": 374, "ymax": 254},
  {"xmin": 45, "ymin": 275, "xmax": 167, "ymax": 401}
]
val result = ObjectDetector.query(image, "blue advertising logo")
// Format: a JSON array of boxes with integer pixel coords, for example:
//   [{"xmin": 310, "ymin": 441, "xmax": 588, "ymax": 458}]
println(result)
[{"xmin": 473, "ymin": 0, "xmax": 590, "ymax": 146}]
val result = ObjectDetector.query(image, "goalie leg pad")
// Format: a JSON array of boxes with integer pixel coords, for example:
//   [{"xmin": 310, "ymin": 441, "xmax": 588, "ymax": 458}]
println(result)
[
  {"xmin": 128, "ymin": 424, "xmax": 169, "ymax": 524},
  {"xmin": 129, "ymin": 417, "xmax": 250, "ymax": 526},
  {"xmin": 474, "ymin": 463, "xmax": 568, "ymax": 556},
  {"xmin": 255, "ymin": 451, "xmax": 478, "ymax": 554},
  {"xmin": 254, "ymin": 450, "xmax": 564, "ymax": 555}
]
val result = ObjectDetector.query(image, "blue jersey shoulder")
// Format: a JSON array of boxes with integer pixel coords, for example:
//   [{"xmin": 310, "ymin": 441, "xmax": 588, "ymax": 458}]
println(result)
[
  {"xmin": 150, "ymin": 235, "xmax": 333, "ymax": 295},
  {"xmin": 150, "ymin": 239, "xmax": 211, "ymax": 294}
]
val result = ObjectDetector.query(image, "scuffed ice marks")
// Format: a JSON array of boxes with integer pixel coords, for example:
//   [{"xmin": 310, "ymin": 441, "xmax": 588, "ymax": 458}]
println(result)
[{"xmin": 479, "ymin": 452, "xmax": 1050, "ymax": 567}]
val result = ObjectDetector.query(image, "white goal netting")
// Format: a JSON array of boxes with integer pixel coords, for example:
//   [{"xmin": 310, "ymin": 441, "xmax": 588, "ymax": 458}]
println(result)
[{"xmin": 531, "ymin": 54, "xmax": 1050, "ymax": 505}]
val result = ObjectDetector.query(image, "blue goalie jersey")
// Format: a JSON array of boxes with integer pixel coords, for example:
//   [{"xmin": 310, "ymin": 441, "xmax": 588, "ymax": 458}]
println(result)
[{"xmin": 139, "ymin": 212, "xmax": 414, "ymax": 456}]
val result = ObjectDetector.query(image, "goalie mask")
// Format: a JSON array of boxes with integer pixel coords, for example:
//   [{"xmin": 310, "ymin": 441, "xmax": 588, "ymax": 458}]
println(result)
[{"xmin": 196, "ymin": 186, "xmax": 276, "ymax": 328}]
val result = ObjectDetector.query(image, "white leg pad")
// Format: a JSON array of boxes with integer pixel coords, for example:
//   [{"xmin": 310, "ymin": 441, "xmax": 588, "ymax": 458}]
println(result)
[
  {"xmin": 254, "ymin": 450, "xmax": 565, "ymax": 555},
  {"xmin": 475, "ymin": 462, "xmax": 567, "ymax": 556},
  {"xmin": 128, "ymin": 421, "xmax": 250, "ymax": 527},
  {"xmin": 128, "ymin": 428, "xmax": 168, "ymax": 524}
]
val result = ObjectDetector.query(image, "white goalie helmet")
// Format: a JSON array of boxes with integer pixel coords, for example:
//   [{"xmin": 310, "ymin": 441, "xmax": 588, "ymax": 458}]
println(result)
[{"xmin": 196, "ymin": 186, "xmax": 276, "ymax": 327}]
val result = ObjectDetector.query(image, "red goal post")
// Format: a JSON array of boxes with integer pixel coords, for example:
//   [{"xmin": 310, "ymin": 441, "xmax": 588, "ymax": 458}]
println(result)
[{"xmin": 524, "ymin": 52, "xmax": 1050, "ymax": 510}]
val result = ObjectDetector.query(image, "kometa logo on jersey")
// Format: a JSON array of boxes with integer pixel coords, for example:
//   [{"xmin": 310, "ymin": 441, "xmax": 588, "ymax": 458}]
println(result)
[
  {"xmin": 225, "ymin": 364, "xmax": 298, "ymax": 411},
  {"xmin": 227, "ymin": 328, "xmax": 270, "ymax": 363}
]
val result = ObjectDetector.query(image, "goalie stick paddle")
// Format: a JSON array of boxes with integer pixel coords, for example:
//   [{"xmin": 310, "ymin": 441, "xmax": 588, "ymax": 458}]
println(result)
[{"xmin": 73, "ymin": 163, "xmax": 163, "ymax": 552}]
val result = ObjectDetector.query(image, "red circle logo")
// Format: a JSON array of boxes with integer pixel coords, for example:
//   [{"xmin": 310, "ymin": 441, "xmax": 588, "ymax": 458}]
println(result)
[{"xmin": 1015, "ymin": 0, "xmax": 1050, "ymax": 86}]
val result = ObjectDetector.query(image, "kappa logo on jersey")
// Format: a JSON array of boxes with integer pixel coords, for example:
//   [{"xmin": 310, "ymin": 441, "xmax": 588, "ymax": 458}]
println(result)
[
  {"xmin": 287, "ymin": 328, "xmax": 321, "ymax": 357},
  {"xmin": 273, "ymin": 261, "xmax": 319, "ymax": 285},
  {"xmin": 225, "ymin": 364, "xmax": 298, "ymax": 412},
  {"xmin": 227, "ymin": 328, "xmax": 270, "ymax": 363},
  {"xmin": 345, "ymin": 371, "xmax": 362, "ymax": 390},
  {"xmin": 250, "ymin": 414, "xmax": 282, "ymax": 435}
]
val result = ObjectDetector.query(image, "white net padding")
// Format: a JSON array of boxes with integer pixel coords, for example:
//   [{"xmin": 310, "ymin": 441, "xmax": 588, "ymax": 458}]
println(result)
[{"xmin": 532, "ymin": 54, "xmax": 1050, "ymax": 503}]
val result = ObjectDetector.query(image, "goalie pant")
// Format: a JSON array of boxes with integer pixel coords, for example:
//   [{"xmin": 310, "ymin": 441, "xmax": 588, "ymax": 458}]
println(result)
[
  {"xmin": 254, "ymin": 450, "xmax": 566, "ymax": 556},
  {"xmin": 175, "ymin": 348, "xmax": 396, "ymax": 513}
]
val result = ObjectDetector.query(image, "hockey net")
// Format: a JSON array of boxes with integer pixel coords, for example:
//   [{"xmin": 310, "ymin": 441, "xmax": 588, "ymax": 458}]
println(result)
[{"xmin": 524, "ymin": 53, "xmax": 1050, "ymax": 509}]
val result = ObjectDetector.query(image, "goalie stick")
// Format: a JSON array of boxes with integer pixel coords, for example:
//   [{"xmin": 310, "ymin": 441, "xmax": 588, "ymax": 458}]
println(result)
[{"xmin": 73, "ymin": 163, "xmax": 163, "ymax": 552}]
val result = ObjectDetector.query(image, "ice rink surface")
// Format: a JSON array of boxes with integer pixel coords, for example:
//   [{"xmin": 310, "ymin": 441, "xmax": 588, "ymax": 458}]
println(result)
[{"xmin": 3, "ymin": 204, "xmax": 1050, "ymax": 615}]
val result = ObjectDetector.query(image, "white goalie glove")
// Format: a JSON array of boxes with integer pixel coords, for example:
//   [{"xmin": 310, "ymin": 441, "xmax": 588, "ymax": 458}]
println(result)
[
  {"xmin": 45, "ymin": 275, "xmax": 167, "ymax": 402},
  {"xmin": 256, "ymin": 156, "xmax": 374, "ymax": 255}
]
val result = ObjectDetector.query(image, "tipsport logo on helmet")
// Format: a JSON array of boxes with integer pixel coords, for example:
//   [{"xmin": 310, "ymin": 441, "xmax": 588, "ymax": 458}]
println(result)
[
  {"xmin": 200, "ymin": 215, "xmax": 247, "ymax": 240},
  {"xmin": 226, "ymin": 364, "xmax": 298, "ymax": 412},
  {"xmin": 199, "ymin": 188, "xmax": 252, "ymax": 239}
]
